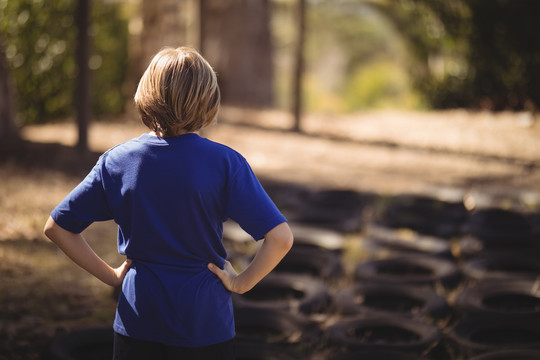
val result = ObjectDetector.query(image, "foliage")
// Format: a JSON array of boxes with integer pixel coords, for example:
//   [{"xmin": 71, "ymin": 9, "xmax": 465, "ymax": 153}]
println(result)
[
  {"xmin": 291, "ymin": 0, "xmax": 540, "ymax": 112},
  {"xmin": 344, "ymin": 60, "xmax": 423, "ymax": 111},
  {"xmin": 0, "ymin": 0, "xmax": 128, "ymax": 125},
  {"xmin": 89, "ymin": 1, "xmax": 129, "ymax": 117},
  {"xmin": 304, "ymin": 0, "xmax": 421, "ymax": 112},
  {"xmin": 380, "ymin": 0, "xmax": 540, "ymax": 110},
  {"xmin": 465, "ymin": 0, "xmax": 540, "ymax": 110}
]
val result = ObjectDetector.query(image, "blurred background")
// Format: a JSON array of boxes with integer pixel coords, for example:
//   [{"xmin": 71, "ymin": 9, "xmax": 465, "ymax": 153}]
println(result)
[
  {"xmin": 2, "ymin": 0, "xmax": 540, "ymax": 131},
  {"xmin": 2, "ymin": 1, "xmax": 540, "ymax": 359}
]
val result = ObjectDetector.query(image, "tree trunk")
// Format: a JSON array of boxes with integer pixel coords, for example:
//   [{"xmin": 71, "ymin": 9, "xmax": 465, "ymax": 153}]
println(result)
[
  {"xmin": 292, "ymin": 0, "xmax": 306, "ymax": 132},
  {"xmin": 139, "ymin": 0, "xmax": 186, "ymax": 71},
  {"xmin": 75, "ymin": 0, "xmax": 90, "ymax": 154},
  {"xmin": 0, "ymin": 40, "xmax": 18, "ymax": 144},
  {"xmin": 201, "ymin": 0, "xmax": 274, "ymax": 108}
]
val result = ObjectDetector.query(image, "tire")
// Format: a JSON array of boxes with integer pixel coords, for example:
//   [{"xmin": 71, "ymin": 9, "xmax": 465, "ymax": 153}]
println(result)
[
  {"xmin": 458, "ymin": 246, "xmax": 540, "ymax": 263},
  {"xmin": 364, "ymin": 224, "xmax": 453, "ymax": 258},
  {"xmin": 306, "ymin": 189, "xmax": 372, "ymax": 211},
  {"xmin": 326, "ymin": 315, "xmax": 441, "ymax": 353},
  {"xmin": 464, "ymin": 208, "xmax": 534, "ymax": 246},
  {"xmin": 529, "ymin": 212, "xmax": 540, "ymax": 239},
  {"xmin": 273, "ymin": 245, "xmax": 343, "ymax": 279},
  {"xmin": 260, "ymin": 180, "xmax": 311, "ymax": 212},
  {"xmin": 44, "ymin": 328, "xmax": 113, "ymax": 360},
  {"xmin": 234, "ymin": 307, "xmax": 321, "ymax": 346},
  {"xmin": 462, "ymin": 253, "xmax": 540, "ymax": 282},
  {"xmin": 288, "ymin": 206, "xmax": 362, "ymax": 233},
  {"xmin": 470, "ymin": 349, "xmax": 540, "ymax": 360},
  {"xmin": 287, "ymin": 189, "xmax": 371, "ymax": 233},
  {"xmin": 234, "ymin": 341, "xmax": 302, "ymax": 359},
  {"xmin": 454, "ymin": 279, "xmax": 540, "ymax": 322},
  {"xmin": 448, "ymin": 318, "xmax": 540, "ymax": 357},
  {"xmin": 457, "ymin": 235, "xmax": 485, "ymax": 259},
  {"xmin": 374, "ymin": 194, "xmax": 467, "ymax": 238},
  {"xmin": 329, "ymin": 350, "xmax": 427, "ymax": 360},
  {"xmin": 458, "ymin": 235, "xmax": 540, "ymax": 258},
  {"xmin": 232, "ymin": 273, "xmax": 330, "ymax": 314},
  {"xmin": 334, "ymin": 284, "xmax": 449, "ymax": 321},
  {"xmin": 354, "ymin": 254, "xmax": 461, "ymax": 289},
  {"xmin": 289, "ymin": 223, "xmax": 347, "ymax": 251}
]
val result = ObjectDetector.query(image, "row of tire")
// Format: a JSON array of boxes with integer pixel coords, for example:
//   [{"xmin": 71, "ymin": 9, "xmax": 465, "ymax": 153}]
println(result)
[
  {"xmin": 231, "ymin": 263, "xmax": 540, "ymax": 359},
  {"xmin": 43, "ymin": 188, "xmax": 540, "ymax": 359},
  {"xmin": 227, "ymin": 187, "xmax": 540, "ymax": 359}
]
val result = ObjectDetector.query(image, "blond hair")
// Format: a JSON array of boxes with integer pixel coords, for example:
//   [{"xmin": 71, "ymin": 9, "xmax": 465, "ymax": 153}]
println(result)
[{"xmin": 134, "ymin": 47, "xmax": 220, "ymax": 137}]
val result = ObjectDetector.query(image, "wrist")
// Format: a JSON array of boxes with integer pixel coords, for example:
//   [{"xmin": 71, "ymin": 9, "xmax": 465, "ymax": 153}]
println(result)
[{"xmin": 231, "ymin": 274, "xmax": 253, "ymax": 294}]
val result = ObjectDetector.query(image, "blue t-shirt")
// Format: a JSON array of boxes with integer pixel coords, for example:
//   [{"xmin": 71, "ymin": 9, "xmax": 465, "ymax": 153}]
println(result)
[{"xmin": 51, "ymin": 132, "xmax": 286, "ymax": 347}]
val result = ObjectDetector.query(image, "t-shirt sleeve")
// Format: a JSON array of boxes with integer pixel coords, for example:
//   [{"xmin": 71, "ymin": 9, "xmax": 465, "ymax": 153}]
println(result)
[
  {"xmin": 226, "ymin": 160, "xmax": 287, "ymax": 241},
  {"xmin": 51, "ymin": 157, "xmax": 113, "ymax": 233}
]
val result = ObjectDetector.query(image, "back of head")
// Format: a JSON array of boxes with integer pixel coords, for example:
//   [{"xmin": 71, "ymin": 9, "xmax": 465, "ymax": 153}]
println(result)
[{"xmin": 134, "ymin": 47, "xmax": 221, "ymax": 137}]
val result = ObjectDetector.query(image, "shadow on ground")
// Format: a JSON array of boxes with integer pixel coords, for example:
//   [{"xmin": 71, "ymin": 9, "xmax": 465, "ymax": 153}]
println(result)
[{"xmin": 0, "ymin": 140, "xmax": 101, "ymax": 178}]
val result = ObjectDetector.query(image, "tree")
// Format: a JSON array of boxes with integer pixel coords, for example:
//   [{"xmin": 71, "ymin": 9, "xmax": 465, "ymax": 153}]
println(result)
[
  {"xmin": 292, "ymin": 0, "xmax": 306, "ymax": 131},
  {"xmin": 0, "ymin": 40, "xmax": 18, "ymax": 143},
  {"xmin": 139, "ymin": 0, "xmax": 187, "ymax": 71},
  {"xmin": 75, "ymin": 0, "xmax": 90, "ymax": 153},
  {"xmin": 465, "ymin": 0, "xmax": 540, "ymax": 110},
  {"xmin": 375, "ymin": 0, "xmax": 540, "ymax": 110},
  {"xmin": 0, "ymin": 0, "xmax": 128, "ymax": 126},
  {"xmin": 201, "ymin": 0, "xmax": 274, "ymax": 108}
]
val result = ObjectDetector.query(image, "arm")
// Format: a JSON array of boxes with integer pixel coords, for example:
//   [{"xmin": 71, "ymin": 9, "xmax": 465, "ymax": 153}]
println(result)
[
  {"xmin": 208, "ymin": 222, "xmax": 293, "ymax": 294},
  {"xmin": 43, "ymin": 216, "xmax": 131, "ymax": 287}
]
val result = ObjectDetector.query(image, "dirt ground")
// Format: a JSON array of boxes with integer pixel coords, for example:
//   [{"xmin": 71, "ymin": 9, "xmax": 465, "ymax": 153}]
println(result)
[
  {"xmin": 2, "ymin": 107, "xmax": 540, "ymax": 359},
  {"xmin": 20, "ymin": 106, "xmax": 540, "ymax": 201}
]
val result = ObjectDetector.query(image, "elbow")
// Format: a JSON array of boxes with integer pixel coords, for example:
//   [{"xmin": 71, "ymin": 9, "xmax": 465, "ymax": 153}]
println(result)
[
  {"xmin": 43, "ymin": 221, "xmax": 53, "ymax": 239},
  {"xmin": 234, "ymin": 287, "xmax": 249, "ymax": 295},
  {"xmin": 264, "ymin": 222, "xmax": 294, "ymax": 254},
  {"xmin": 276, "ymin": 227, "xmax": 294, "ymax": 256},
  {"xmin": 282, "ymin": 230, "xmax": 294, "ymax": 253},
  {"xmin": 43, "ymin": 216, "xmax": 59, "ymax": 242}
]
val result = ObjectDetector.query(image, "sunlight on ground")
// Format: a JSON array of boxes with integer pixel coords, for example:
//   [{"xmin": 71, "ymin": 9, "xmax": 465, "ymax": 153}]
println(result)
[{"xmin": 0, "ymin": 164, "xmax": 77, "ymax": 241}]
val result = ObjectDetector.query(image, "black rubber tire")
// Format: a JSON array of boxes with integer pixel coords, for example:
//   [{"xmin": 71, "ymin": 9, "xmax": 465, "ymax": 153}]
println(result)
[
  {"xmin": 43, "ymin": 327, "xmax": 113, "ymax": 360},
  {"xmin": 364, "ymin": 224, "xmax": 453, "ymax": 258},
  {"xmin": 260, "ymin": 180, "xmax": 311, "ymax": 212},
  {"xmin": 326, "ymin": 315, "xmax": 441, "ymax": 353},
  {"xmin": 528, "ymin": 211, "xmax": 540, "ymax": 239},
  {"xmin": 306, "ymin": 189, "xmax": 372, "ymax": 210},
  {"xmin": 289, "ymin": 223, "xmax": 347, "ymax": 251},
  {"xmin": 334, "ymin": 283, "xmax": 449, "ymax": 321},
  {"xmin": 462, "ymin": 253, "xmax": 540, "ymax": 282},
  {"xmin": 470, "ymin": 349, "xmax": 540, "ymax": 360},
  {"xmin": 454, "ymin": 279, "xmax": 540, "ymax": 322},
  {"xmin": 458, "ymin": 237, "xmax": 540, "ymax": 259},
  {"xmin": 464, "ymin": 208, "xmax": 534, "ymax": 246},
  {"xmin": 288, "ymin": 206, "xmax": 362, "ymax": 233},
  {"xmin": 354, "ymin": 254, "xmax": 461, "ymax": 288},
  {"xmin": 234, "ymin": 307, "xmax": 321, "ymax": 346},
  {"xmin": 273, "ymin": 245, "xmax": 343, "ymax": 279},
  {"xmin": 329, "ymin": 350, "xmax": 427, "ymax": 360},
  {"xmin": 374, "ymin": 194, "xmax": 467, "ymax": 238},
  {"xmin": 234, "ymin": 341, "xmax": 302, "ymax": 359},
  {"xmin": 232, "ymin": 273, "xmax": 330, "ymax": 314},
  {"xmin": 287, "ymin": 189, "xmax": 372, "ymax": 233},
  {"xmin": 457, "ymin": 235, "xmax": 487, "ymax": 259},
  {"xmin": 362, "ymin": 238, "xmax": 453, "ymax": 259},
  {"xmin": 448, "ymin": 318, "xmax": 540, "ymax": 357}
]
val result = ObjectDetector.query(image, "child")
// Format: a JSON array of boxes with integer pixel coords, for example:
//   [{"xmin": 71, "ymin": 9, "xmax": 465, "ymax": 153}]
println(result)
[{"xmin": 44, "ymin": 46, "xmax": 293, "ymax": 360}]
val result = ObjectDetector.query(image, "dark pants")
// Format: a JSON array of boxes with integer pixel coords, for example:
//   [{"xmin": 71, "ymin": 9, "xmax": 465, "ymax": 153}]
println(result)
[{"xmin": 113, "ymin": 332, "xmax": 235, "ymax": 360}]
